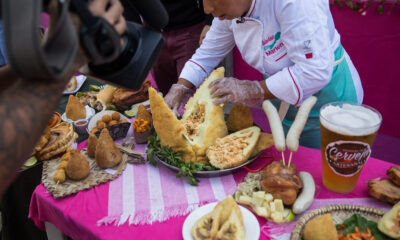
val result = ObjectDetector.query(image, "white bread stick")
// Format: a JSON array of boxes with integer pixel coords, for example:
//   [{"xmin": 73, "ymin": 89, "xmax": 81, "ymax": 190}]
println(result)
[
  {"xmin": 262, "ymin": 100, "xmax": 285, "ymax": 152},
  {"xmin": 286, "ymin": 96, "xmax": 317, "ymax": 152}
]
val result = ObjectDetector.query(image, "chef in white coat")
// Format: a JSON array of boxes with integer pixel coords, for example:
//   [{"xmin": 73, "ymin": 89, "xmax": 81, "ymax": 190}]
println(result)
[{"xmin": 164, "ymin": 0, "xmax": 363, "ymax": 149}]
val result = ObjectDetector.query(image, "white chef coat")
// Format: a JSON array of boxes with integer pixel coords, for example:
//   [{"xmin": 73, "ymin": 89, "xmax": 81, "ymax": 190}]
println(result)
[{"xmin": 179, "ymin": 0, "xmax": 363, "ymax": 106}]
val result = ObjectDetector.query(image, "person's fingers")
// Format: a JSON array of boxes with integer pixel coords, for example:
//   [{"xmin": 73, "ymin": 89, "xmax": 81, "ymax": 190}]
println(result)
[
  {"xmin": 172, "ymin": 104, "xmax": 180, "ymax": 116},
  {"xmin": 103, "ymin": 0, "xmax": 124, "ymax": 25},
  {"xmin": 209, "ymin": 84, "xmax": 219, "ymax": 96},
  {"xmin": 208, "ymin": 78, "xmax": 227, "ymax": 94},
  {"xmin": 165, "ymin": 98, "xmax": 173, "ymax": 108},
  {"xmin": 210, "ymin": 88, "xmax": 229, "ymax": 98},
  {"xmin": 213, "ymin": 95, "xmax": 231, "ymax": 105},
  {"xmin": 89, "ymin": 0, "xmax": 108, "ymax": 16},
  {"xmin": 113, "ymin": 15, "xmax": 127, "ymax": 35},
  {"xmin": 165, "ymin": 95, "xmax": 177, "ymax": 109},
  {"xmin": 208, "ymin": 77, "xmax": 224, "ymax": 88}
]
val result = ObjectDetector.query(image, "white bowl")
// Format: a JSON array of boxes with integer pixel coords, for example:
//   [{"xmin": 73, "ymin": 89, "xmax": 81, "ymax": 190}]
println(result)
[
  {"xmin": 182, "ymin": 202, "xmax": 260, "ymax": 240},
  {"xmin": 87, "ymin": 110, "xmax": 130, "ymax": 134},
  {"xmin": 62, "ymin": 105, "xmax": 95, "ymax": 123}
]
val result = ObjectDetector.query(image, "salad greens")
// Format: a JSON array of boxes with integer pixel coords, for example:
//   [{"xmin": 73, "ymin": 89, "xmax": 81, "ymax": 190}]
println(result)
[
  {"xmin": 146, "ymin": 134, "xmax": 217, "ymax": 186},
  {"xmin": 336, "ymin": 214, "xmax": 392, "ymax": 240}
]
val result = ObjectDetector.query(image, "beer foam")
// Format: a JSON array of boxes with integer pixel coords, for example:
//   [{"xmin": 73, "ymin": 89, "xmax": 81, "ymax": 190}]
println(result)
[{"xmin": 320, "ymin": 104, "xmax": 381, "ymax": 136}]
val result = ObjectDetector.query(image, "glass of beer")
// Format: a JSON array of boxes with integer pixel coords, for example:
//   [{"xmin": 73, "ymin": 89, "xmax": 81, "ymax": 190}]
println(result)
[{"xmin": 320, "ymin": 102, "xmax": 382, "ymax": 193}]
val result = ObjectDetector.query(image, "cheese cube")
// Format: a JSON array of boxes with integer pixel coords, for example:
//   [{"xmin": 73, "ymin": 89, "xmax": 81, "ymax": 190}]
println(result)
[
  {"xmin": 254, "ymin": 206, "xmax": 269, "ymax": 218},
  {"xmin": 262, "ymin": 200, "xmax": 270, "ymax": 208},
  {"xmin": 252, "ymin": 191, "xmax": 265, "ymax": 206},
  {"xmin": 273, "ymin": 199, "xmax": 284, "ymax": 213},
  {"xmin": 271, "ymin": 212, "xmax": 284, "ymax": 223},
  {"xmin": 239, "ymin": 195, "xmax": 252, "ymax": 206},
  {"xmin": 269, "ymin": 202, "xmax": 276, "ymax": 213},
  {"xmin": 264, "ymin": 193, "xmax": 274, "ymax": 203}
]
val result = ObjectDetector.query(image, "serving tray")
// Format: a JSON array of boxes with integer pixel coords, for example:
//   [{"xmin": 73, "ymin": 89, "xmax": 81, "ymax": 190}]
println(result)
[{"xmin": 154, "ymin": 151, "xmax": 262, "ymax": 178}]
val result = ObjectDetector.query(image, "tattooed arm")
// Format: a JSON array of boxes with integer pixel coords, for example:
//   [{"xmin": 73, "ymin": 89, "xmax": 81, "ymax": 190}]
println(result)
[
  {"xmin": 0, "ymin": 65, "xmax": 77, "ymax": 195},
  {"xmin": 0, "ymin": 0, "xmax": 126, "ymax": 196}
]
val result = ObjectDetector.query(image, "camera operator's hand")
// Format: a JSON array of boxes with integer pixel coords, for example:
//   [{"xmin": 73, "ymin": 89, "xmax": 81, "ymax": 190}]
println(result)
[
  {"xmin": 46, "ymin": 0, "xmax": 127, "ymax": 69},
  {"xmin": 89, "ymin": 0, "xmax": 126, "ymax": 35}
]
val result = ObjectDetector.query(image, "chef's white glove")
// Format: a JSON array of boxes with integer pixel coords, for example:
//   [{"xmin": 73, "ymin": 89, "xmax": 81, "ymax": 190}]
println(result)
[
  {"xmin": 164, "ymin": 84, "xmax": 190, "ymax": 115},
  {"xmin": 209, "ymin": 78, "xmax": 265, "ymax": 107}
]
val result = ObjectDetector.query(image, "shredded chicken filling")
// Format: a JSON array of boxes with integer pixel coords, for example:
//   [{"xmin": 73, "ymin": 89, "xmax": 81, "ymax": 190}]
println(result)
[
  {"xmin": 208, "ymin": 133, "xmax": 252, "ymax": 164},
  {"xmin": 182, "ymin": 104, "xmax": 205, "ymax": 141}
]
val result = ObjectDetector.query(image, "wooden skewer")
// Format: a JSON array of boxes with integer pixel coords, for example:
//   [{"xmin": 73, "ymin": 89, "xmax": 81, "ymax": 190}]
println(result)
[
  {"xmin": 288, "ymin": 152, "xmax": 293, "ymax": 168},
  {"xmin": 281, "ymin": 152, "xmax": 286, "ymax": 166}
]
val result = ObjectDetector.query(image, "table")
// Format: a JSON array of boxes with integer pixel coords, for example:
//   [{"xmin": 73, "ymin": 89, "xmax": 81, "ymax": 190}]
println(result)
[{"xmin": 29, "ymin": 142, "xmax": 396, "ymax": 240}]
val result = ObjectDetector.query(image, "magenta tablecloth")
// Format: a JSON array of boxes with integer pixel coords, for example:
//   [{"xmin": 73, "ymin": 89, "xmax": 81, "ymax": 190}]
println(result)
[{"xmin": 29, "ymin": 143, "xmax": 396, "ymax": 240}]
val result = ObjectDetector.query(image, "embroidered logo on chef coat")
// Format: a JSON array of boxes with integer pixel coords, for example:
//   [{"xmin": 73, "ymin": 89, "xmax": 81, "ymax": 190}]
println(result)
[
  {"xmin": 263, "ymin": 32, "xmax": 287, "ymax": 63},
  {"xmin": 263, "ymin": 32, "xmax": 281, "ymax": 51},
  {"xmin": 303, "ymin": 40, "xmax": 313, "ymax": 59},
  {"xmin": 263, "ymin": 32, "xmax": 285, "ymax": 57}
]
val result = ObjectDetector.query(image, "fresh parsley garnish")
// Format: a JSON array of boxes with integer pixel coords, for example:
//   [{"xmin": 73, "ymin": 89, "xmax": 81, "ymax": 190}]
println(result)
[{"xmin": 146, "ymin": 134, "xmax": 217, "ymax": 186}]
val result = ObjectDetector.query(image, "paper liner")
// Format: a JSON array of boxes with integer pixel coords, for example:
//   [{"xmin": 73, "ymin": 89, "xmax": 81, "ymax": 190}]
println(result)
[{"xmin": 42, "ymin": 148, "xmax": 128, "ymax": 198}]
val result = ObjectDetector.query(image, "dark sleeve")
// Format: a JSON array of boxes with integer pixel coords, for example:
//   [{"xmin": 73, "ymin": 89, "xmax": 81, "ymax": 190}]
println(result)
[{"xmin": 205, "ymin": 14, "xmax": 213, "ymax": 26}]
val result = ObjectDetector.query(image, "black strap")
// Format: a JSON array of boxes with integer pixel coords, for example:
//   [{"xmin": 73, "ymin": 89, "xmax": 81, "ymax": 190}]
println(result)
[{"xmin": 2, "ymin": 0, "xmax": 78, "ymax": 81}]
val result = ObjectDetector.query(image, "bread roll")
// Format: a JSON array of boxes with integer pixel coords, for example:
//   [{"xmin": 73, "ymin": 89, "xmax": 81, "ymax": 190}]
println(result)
[
  {"xmin": 303, "ymin": 214, "xmax": 338, "ymax": 240},
  {"xmin": 226, "ymin": 104, "xmax": 253, "ymax": 132},
  {"xmin": 65, "ymin": 95, "xmax": 86, "ymax": 121}
]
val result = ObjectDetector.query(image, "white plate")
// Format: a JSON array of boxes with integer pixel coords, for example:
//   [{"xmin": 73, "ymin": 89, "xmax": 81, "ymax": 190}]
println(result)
[
  {"xmin": 182, "ymin": 202, "xmax": 260, "ymax": 240},
  {"xmin": 87, "ymin": 110, "xmax": 131, "ymax": 133},
  {"xmin": 63, "ymin": 75, "xmax": 87, "ymax": 94},
  {"xmin": 61, "ymin": 105, "xmax": 95, "ymax": 123}
]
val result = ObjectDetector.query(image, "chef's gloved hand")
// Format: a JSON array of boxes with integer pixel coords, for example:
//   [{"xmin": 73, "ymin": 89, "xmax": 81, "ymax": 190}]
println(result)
[
  {"xmin": 164, "ymin": 84, "xmax": 190, "ymax": 115},
  {"xmin": 209, "ymin": 78, "xmax": 265, "ymax": 107}
]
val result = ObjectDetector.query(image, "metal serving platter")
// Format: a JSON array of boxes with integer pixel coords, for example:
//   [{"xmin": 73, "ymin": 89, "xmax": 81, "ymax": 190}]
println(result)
[{"xmin": 154, "ymin": 151, "xmax": 262, "ymax": 178}]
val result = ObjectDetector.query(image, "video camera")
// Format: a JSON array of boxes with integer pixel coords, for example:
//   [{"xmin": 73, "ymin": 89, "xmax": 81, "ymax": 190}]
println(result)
[{"xmin": 0, "ymin": 0, "xmax": 168, "ymax": 90}]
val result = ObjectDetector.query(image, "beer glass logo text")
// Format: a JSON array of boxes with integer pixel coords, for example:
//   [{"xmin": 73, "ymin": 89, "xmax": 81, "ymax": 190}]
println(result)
[{"xmin": 325, "ymin": 141, "xmax": 371, "ymax": 177}]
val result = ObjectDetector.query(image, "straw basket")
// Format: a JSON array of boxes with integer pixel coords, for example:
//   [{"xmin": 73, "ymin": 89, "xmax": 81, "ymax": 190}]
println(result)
[{"xmin": 290, "ymin": 204, "xmax": 385, "ymax": 240}]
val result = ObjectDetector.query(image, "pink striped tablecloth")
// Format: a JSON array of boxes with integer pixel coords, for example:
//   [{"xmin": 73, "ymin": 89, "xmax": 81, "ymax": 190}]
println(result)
[
  {"xmin": 29, "ymin": 142, "xmax": 397, "ymax": 240},
  {"xmin": 97, "ymin": 141, "xmax": 239, "ymax": 226}
]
